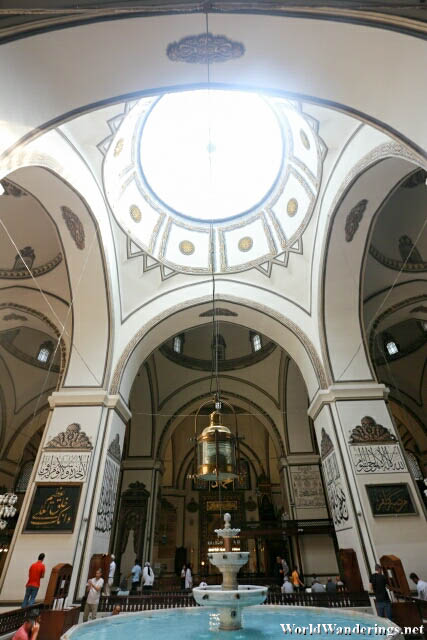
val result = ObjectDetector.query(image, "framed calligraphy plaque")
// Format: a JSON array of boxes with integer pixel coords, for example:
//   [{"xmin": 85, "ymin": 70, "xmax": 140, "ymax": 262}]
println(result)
[
  {"xmin": 36, "ymin": 452, "xmax": 91, "ymax": 482},
  {"xmin": 24, "ymin": 484, "xmax": 82, "ymax": 533},
  {"xmin": 365, "ymin": 483, "xmax": 417, "ymax": 517},
  {"xmin": 350, "ymin": 444, "xmax": 407, "ymax": 475}
]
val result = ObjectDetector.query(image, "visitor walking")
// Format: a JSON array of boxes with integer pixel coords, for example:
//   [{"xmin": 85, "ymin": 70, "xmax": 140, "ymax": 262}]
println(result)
[
  {"xmin": 83, "ymin": 568, "xmax": 104, "ymax": 622},
  {"xmin": 369, "ymin": 564, "xmax": 392, "ymax": 620},
  {"xmin": 12, "ymin": 612, "xmax": 40, "ymax": 640},
  {"xmin": 409, "ymin": 573, "xmax": 427, "ymax": 600},
  {"xmin": 143, "ymin": 562, "xmax": 155, "ymax": 591},
  {"xmin": 185, "ymin": 564, "xmax": 193, "ymax": 589},
  {"xmin": 22, "ymin": 553, "xmax": 46, "ymax": 608},
  {"xmin": 180, "ymin": 565, "xmax": 186, "ymax": 589},
  {"xmin": 105, "ymin": 554, "xmax": 116, "ymax": 596},
  {"xmin": 130, "ymin": 559, "xmax": 142, "ymax": 595},
  {"xmin": 291, "ymin": 567, "xmax": 304, "ymax": 592},
  {"xmin": 281, "ymin": 577, "xmax": 294, "ymax": 594}
]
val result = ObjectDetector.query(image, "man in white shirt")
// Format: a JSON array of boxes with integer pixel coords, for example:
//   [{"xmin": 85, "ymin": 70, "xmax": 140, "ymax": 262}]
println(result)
[
  {"xmin": 410, "ymin": 573, "xmax": 427, "ymax": 600},
  {"xmin": 83, "ymin": 568, "xmax": 104, "ymax": 622},
  {"xmin": 142, "ymin": 562, "xmax": 155, "ymax": 591},
  {"xmin": 105, "ymin": 555, "xmax": 116, "ymax": 596},
  {"xmin": 130, "ymin": 559, "xmax": 142, "ymax": 595}
]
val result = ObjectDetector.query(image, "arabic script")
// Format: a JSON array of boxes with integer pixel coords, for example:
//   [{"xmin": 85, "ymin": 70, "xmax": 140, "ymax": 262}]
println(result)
[{"xmin": 37, "ymin": 453, "xmax": 91, "ymax": 481}]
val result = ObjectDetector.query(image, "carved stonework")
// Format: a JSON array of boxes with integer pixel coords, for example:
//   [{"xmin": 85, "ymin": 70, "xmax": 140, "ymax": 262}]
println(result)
[
  {"xmin": 0, "ymin": 179, "xmax": 27, "ymax": 197},
  {"xmin": 13, "ymin": 247, "xmax": 35, "ymax": 271},
  {"xmin": 0, "ymin": 253, "xmax": 62, "ymax": 280},
  {"xmin": 107, "ymin": 434, "xmax": 121, "ymax": 463},
  {"xmin": 167, "ymin": 33, "xmax": 245, "ymax": 64},
  {"xmin": 320, "ymin": 428, "xmax": 334, "ymax": 459},
  {"xmin": 398, "ymin": 235, "xmax": 423, "ymax": 264},
  {"xmin": 45, "ymin": 423, "xmax": 93, "ymax": 450},
  {"xmin": 345, "ymin": 199, "xmax": 368, "ymax": 242},
  {"xmin": 3, "ymin": 313, "xmax": 27, "ymax": 322},
  {"xmin": 349, "ymin": 416, "xmax": 396, "ymax": 444},
  {"xmin": 61, "ymin": 206, "xmax": 85, "ymax": 250}
]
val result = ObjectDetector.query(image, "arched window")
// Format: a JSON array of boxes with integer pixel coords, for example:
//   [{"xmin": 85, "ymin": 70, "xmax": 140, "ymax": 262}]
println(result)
[
  {"xmin": 15, "ymin": 460, "xmax": 34, "ymax": 493},
  {"xmin": 383, "ymin": 333, "xmax": 399, "ymax": 357},
  {"xmin": 250, "ymin": 332, "xmax": 262, "ymax": 352},
  {"xmin": 37, "ymin": 340, "xmax": 54, "ymax": 363},
  {"xmin": 173, "ymin": 334, "xmax": 184, "ymax": 354}
]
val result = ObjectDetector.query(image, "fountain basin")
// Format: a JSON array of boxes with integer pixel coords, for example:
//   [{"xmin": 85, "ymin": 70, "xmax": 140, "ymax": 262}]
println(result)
[{"xmin": 193, "ymin": 584, "xmax": 267, "ymax": 629}]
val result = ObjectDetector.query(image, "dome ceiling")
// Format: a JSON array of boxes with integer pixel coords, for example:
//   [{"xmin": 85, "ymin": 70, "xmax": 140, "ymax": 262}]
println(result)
[{"xmin": 103, "ymin": 89, "xmax": 324, "ymax": 274}]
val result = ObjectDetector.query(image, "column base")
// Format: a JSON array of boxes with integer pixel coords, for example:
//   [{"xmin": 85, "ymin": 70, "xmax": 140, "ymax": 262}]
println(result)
[{"xmin": 219, "ymin": 607, "xmax": 242, "ymax": 630}]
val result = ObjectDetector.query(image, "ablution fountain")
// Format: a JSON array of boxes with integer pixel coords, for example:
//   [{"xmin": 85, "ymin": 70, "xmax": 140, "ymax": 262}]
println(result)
[{"xmin": 192, "ymin": 512, "xmax": 267, "ymax": 630}]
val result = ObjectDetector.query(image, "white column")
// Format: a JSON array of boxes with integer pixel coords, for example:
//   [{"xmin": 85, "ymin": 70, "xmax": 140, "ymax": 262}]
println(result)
[
  {"xmin": 0, "ymin": 390, "xmax": 130, "ymax": 603},
  {"xmin": 309, "ymin": 383, "xmax": 427, "ymax": 587}
]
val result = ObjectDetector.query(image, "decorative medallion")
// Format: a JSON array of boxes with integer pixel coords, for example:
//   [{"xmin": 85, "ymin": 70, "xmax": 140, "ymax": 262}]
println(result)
[
  {"xmin": 286, "ymin": 198, "xmax": 298, "ymax": 217},
  {"xmin": 320, "ymin": 428, "xmax": 334, "ymax": 460},
  {"xmin": 166, "ymin": 33, "xmax": 245, "ymax": 65},
  {"xmin": 130, "ymin": 204, "xmax": 142, "ymax": 223},
  {"xmin": 238, "ymin": 236, "xmax": 253, "ymax": 252},
  {"xmin": 45, "ymin": 423, "xmax": 93, "ymax": 450},
  {"xmin": 107, "ymin": 434, "xmax": 122, "ymax": 463},
  {"xmin": 345, "ymin": 199, "xmax": 368, "ymax": 242},
  {"xmin": 61, "ymin": 206, "xmax": 85, "ymax": 250},
  {"xmin": 179, "ymin": 240, "xmax": 195, "ymax": 255},
  {"xmin": 349, "ymin": 417, "xmax": 397, "ymax": 444},
  {"xmin": 114, "ymin": 138, "xmax": 124, "ymax": 157},
  {"xmin": 300, "ymin": 129, "xmax": 310, "ymax": 150}
]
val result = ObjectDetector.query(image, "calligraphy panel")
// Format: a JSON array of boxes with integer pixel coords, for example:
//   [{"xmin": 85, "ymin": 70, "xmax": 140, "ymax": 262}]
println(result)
[
  {"xmin": 366, "ymin": 483, "xmax": 417, "ymax": 516},
  {"xmin": 24, "ymin": 484, "xmax": 81, "ymax": 533},
  {"xmin": 290, "ymin": 465, "xmax": 326, "ymax": 508},
  {"xmin": 36, "ymin": 452, "xmax": 91, "ymax": 482},
  {"xmin": 322, "ymin": 451, "xmax": 350, "ymax": 531},
  {"xmin": 350, "ymin": 444, "xmax": 407, "ymax": 474},
  {"xmin": 95, "ymin": 455, "xmax": 121, "ymax": 535}
]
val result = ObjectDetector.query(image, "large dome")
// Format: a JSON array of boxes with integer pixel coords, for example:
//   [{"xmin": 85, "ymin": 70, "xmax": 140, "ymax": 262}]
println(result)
[{"xmin": 103, "ymin": 89, "xmax": 324, "ymax": 274}]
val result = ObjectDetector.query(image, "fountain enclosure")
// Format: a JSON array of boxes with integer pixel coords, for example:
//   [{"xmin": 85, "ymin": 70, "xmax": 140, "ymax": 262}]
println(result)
[{"xmin": 192, "ymin": 513, "xmax": 267, "ymax": 630}]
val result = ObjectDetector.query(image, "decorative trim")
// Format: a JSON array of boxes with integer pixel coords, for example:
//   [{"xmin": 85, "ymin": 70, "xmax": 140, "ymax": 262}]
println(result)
[
  {"xmin": 199, "ymin": 307, "xmax": 238, "ymax": 318},
  {"xmin": 320, "ymin": 428, "xmax": 334, "ymax": 460},
  {"xmin": 369, "ymin": 244, "xmax": 427, "ymax": 272},
  {"xmin": 107, "ymin": 433, "xmax": 122, "ymax": 463},
  {"xmin": 61, "ymin": 206, "xmax": 85, "ymax": 250},
  {"xmin": 0, "ymin": 179, "xmax": 27, "ymax": 197},
  {"xmin": 166, "ymin": 33, "xmax": 245, "ymax": 64},
  {"xmin": 44, "ymin": 423, "xmax": 93, "ymax": 450},
  {"xmin": 0, "ymin": 252, "xmax": 63, "ymax": 279},
  {"xmin": 349, "ymin": 417, "xmax": 397, "ymax": 444},
  {"xmin": 345, "ymin": 199, "xmax": 368, "ymax": 242},
  {"xmin": 411, "ymin": 305, "xmax": 427, "ymax": 314},
  {"xmin": 3, "ymin": 313, "xmax": 27, "ymax": 322},
  {"xmin": 110, "ymin": 295, "xmax": 327, "ymax": 394}
]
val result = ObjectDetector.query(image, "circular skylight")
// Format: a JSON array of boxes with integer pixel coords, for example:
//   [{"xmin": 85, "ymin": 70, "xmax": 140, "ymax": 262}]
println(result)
[{"xmin": 139, "ymin": 90, "xmax": 283, "ymax": 222}]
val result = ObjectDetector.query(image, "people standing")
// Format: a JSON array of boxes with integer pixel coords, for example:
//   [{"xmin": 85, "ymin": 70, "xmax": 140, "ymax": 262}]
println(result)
[
  {"xmin": 291, "ymin": 567, "xmax": 304, "ymax": 592},
  {"xmin": 326, "ymin": 577, "xmax": 337, "ymax": 593},
  {"xmin": 369, "ymin": 564, "xmax": 392, "ymax": 620},
  {"xmin": 129, "ymin": 559, "xmax": 142, "ymax": 595},
  {"xmin": 409, "ymin": 573, "xmax": 427, "ymax": 600},
  {"xmin": 22, "ymin": 553, "xmax": 46, "ymax": 608},
  {"xmin": 143, "ymin": 562, "xmax": 155, "ymax": 591},
  {"xmin": 282, "ymin": 557, "xmax": 289, "ymax": 579},
  {"xmin": 180, "ymin": 565, "xmax": 186, "ymax": 589},
  {"xmin": 185, "ymin": 564, "xmax": 193, "ymax": 589},
  {"xmin": 83, "ymin": 568, "xmax": 104, "ymax": 622},
  {"xmin": 275, "ymin": 556, "xmax": 284, "ymax": 587},
  {"xmin": 311, "ymin": 578, "xmax": 326, "ymax": 593},
  {"xmin": 12, "ymin": 612, "xmax": 40, "ymax": 640},
  {"xmin": 105, "ymin": 554, "xmax": 116, "ymax": 596}
]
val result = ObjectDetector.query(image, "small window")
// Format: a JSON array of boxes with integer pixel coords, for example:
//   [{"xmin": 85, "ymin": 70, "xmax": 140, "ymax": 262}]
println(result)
[
  {"xmin": 251, "ymin": 333, "xmax": 262, "ymax": 352},
  {"xmin": 385, "ymin": 340, "xmax": 399, "ymax": 356},
  {"xmin": 173, "ymin": 335, "xmax": 183, "ymax": 354},
  {"xmin": 37, "ymin": 340, "xmax": 53, "ymax": 364}
]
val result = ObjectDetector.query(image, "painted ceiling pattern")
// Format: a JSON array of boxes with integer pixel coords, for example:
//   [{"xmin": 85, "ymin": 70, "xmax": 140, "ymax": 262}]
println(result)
[{"xmin": 102, "ymin": 90, "xmax": 325, "ymax": 276}]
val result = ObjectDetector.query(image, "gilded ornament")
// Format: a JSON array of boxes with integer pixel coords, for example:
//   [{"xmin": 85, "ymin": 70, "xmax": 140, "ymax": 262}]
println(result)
[
  {"xmin": 287, "ymin": 198, "xmax": 298, "ymax": 217},
  {"xmin": 300, "ymin": 129, "xmax": 310, "ymax": 150},
  {"xmin": 238, "ymin": 236, "xmax": 253, "ymax": 252},
  {"xmin": 130, "ymin": 205, "xmax": 142, "ymax": 223},
  {"xmin": 114, "ymin": 138, "xmax": 124, "ymax": 157},
  {"xmin": 179, "ymin": 240, "xmax": 195, "ymax": 255}
]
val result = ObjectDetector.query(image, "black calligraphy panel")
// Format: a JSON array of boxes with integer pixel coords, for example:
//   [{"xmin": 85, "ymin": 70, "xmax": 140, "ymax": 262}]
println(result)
[
  {"xmin": 366, "ymin": 483, "xmax": 417, "ymax": 516},
  {"xmin": 323, "ymin": 451, "xmax": 349, "ymax": 529},
  {"xmin": 24, "ymin": 484, "xmax": 81, "ymax": 533}
]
